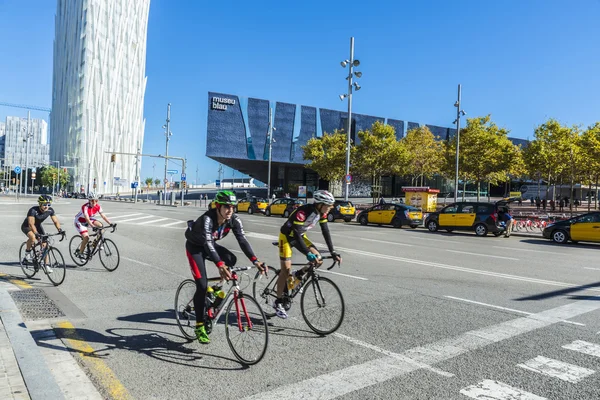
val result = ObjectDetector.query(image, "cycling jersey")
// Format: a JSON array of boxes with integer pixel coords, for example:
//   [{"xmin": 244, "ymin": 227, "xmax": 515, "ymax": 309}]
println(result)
[
  {"xmin": 280, "ymin": 203, "xmax": 335, "ymax": 256},
  {"xmin": 75, "ymin": 202, "xmax": 103, "ymax": 223},
  {"xmin": 21, "ymin": 206, "xmax": 55, "ymax": 229},
  {"xmin": 185, "ymin": 208, "xmax": 258, "ymax": 267}
]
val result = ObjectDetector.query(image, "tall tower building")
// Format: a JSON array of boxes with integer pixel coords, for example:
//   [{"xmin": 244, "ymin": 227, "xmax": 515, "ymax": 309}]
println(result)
[{"xmin": 51, "ymin": 0, "xmax": 150, "ymax": 194}]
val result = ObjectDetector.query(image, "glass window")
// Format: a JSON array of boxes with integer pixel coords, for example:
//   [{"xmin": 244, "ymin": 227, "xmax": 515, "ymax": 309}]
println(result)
[
  {"xmin": 460, "ymin": 205, "xmax": 475, "ymax": 213},
  {"xmin": 442, "ymin": 205, "xmax": 457, "ymax": 213},
  {"xmin": 477, "ymin": 205, "xmax": 492, "ymax": 213},
  {"xmin": 577, "ymin": 214, "xmax": 600, "ymax": 223}
]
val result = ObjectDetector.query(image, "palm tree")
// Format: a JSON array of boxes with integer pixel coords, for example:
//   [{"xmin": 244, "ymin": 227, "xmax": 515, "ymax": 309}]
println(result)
[
  {"xmin": 154, "ymin": 178, "xmax": 161, "ymax": 187},
  {"xmin": 145, "ymin": 177, "xmax": 153, "ymax": 188}
]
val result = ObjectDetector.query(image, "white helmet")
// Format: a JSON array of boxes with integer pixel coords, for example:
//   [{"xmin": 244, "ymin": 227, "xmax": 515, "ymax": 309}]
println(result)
[
  {"xmin": 313, "ymin": 190, "xmax": 335, "ymax": 205},
  {"xmin": 87, "ymin": 192, "xmax": 99, "ymax": 200}
]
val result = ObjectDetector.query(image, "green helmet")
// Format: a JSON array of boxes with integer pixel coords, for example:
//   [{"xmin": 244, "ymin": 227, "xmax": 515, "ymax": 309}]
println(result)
[{"xmin": 215, "ymin": 190, "xmax": 237, "ymax": 206}]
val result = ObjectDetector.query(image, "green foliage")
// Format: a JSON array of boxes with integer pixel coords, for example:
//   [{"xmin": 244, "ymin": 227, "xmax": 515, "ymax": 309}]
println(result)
[
  {"xmin": 401, "ymin": 126, "xmax": 444, "ymax": 185},
  {"xmin": 302, "ymin": 130, "xmax": 353, "ymax": 182},
  {"xmin": 145, "ymin": 177, "xmax": 154, "ymax": 187},
  {"xmin": 154, "ymin": 178, "xmax": 161, "ymax": 186},
  {"xmin": 353, "ymin": 121, "xmax": 407, "ymax": 180},
  {"xmin": 40, "ymin": 166, "xmax": 70, "ymax": 188}
]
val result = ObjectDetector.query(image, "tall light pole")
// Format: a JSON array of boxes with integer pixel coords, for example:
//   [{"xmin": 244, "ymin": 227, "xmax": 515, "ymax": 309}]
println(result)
[
  {"xmin": 339, "ymin": 37, "xmax": 362, "ymax": 201},
  {"xmin": 163, "ymin": 103, "xmax": 172, "ymax": 204},
  {"xmin": 24, "ymin": 111, "xmax": 32, "ymax": 196},
  {"xmin": 453, "ymin": 84, "xmax": 466, "ymax": 203},
  {"xmin": 267, "ymin": 106, "xmax": 275, "ymax": 200}
]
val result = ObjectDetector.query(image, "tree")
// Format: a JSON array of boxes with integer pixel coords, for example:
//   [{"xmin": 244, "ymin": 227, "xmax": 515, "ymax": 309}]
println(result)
[
  {"xmin": 579, "ymin": 123, "xmax": 600, "ymax": 210},
  {"xmin": 353, "ymin": 121, "xmax": 407, "ymax": 198},
  {"xmin": 154, "ymin": 178, "xmax": 161, "ymax": 187},
  {"xmin": 40, "ymin": 166, "xmax": 70, "ymax": 189},
  {"xmin": 401, "ymin": 126, "xmax": 444, "ymax": 186},
  {"xmin": 302, "ymin": 130, "xmax": 354, "ymax": 183},
  {"xmin": 145, "ymin": 177, "xmax": 153, "ymax": 188}
]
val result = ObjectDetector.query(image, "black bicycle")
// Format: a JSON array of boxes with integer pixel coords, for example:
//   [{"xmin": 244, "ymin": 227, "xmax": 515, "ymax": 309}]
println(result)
[
  {"xmin": 253, "ymin": 244, "xmax": 345, "ymax": 335},
  {"xmin": 69, "ymin": 224, "xmax": 120, "ymax": 271},
  {"xmin": 19, "ymin": 232, "xmax": 67, "ymax": 286},
  {"xmin": 175, "ymin": 265, "xmax": 269, "ymax": 365}
]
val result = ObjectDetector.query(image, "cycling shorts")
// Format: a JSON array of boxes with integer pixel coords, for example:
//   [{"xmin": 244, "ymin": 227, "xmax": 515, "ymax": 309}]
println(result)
[
  {"xmin": 74, "ymin": 218, "xmax": 98, "ymax": 234},
  {"xmin": 278, "ymin": 232, "xmax": 313, "ymax": 261}
]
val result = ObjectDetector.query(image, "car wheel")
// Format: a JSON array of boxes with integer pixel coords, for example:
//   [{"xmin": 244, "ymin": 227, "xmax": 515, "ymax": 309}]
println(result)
[
  {"xmin": 392, "ymin": 218, "xmax": 402, "ymax": 228},
  {"xmin": 248, "ymin": 207, "xmax": 253, "ymax": 215},
  {"xmin": 359, "ymin": 215, "xmax": 368, "ymax": 226},
  {"xmin": 427, "ymin": 220, "xmax": 438, "ymax": 232},
  {"xmin": 327, "ymin": 213, "xmax": 334, "ymax": 222},
  {"xmin": 552, "ymin": 229, "xmax": 569, "ymax": 244},
  {"xmin": 474, "ymin": 224, "xmax": 488, "ymax": 237},
  {"xmin": 283, "ymin": 210, "xmax": 289, "ymax": 218},
  {"xmin": 265, "ymin": 209, "xmax": 271, "ymax": 217}
]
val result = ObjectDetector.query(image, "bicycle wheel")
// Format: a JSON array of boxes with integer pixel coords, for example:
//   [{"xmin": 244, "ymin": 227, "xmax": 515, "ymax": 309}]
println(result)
[
  {"xmin": 45, "ymin": 248, "xmax": 66, "ymax": 286},
  {"xmin": 175, "ymin": 279, "xmax": 197, "ymax": 341},
  {"xmin": 252, "ymin": 266, "xmax": 278, "ymax": 318},
  {"xmin": 19, "ymin": 242, "xmax": 37, "ymax": 278},
  {"xmin": 225, "ymin": 293, "xmax": 269, "ymax": 365},
  {"xmin": 99, "ymin": 239, "xmax": 120, "ymax": 271},
  {"xmin": 69, "ymin": 235, "xmax": 89, "ymax": 266},
  {"xmin": 300, "ymin": 276, "xmax": 345, "ymax": 335}
]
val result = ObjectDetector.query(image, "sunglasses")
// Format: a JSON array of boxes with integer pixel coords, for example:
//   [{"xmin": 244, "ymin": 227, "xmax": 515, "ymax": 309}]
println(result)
[
  {"xmin": 221, "ymin": 204, "xmax": 235, "ymax": 210},
  {"xmin": 40, "ymin": 203, "xmax": 51, "ymax": 207}
]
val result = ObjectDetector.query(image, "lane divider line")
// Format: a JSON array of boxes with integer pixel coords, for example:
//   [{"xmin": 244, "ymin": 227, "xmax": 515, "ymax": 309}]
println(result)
[
  {"xmin": 0, "ymin": 273, "xmax": 33, "ymax": 289},
  {"xmin": 446, "ymin": 249, "xmax": 519, "ymax": 261}
]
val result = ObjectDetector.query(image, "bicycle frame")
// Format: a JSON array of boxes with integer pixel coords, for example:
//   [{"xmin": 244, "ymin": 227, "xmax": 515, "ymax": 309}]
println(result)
[
  {"xmin": 206, "ymin": 267, "xmax": 256, "ymax": 331},
  {"xmin": 85, "ymin": 225, "xmax": 117, "ymax": 258},
  {"xmin": 31, "ymin": 233, "xmax": 65, "ymax": 273}
]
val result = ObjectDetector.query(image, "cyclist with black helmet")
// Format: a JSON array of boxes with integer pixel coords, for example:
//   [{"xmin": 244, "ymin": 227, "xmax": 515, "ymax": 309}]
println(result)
[
  {"xmin": 21, "ymin": 195, "xmax": 64, "ymax": 263},
  {"xmin": 73, "ymin": 192, "xmax": 113, "ymax": 259},
  {"xmin": 274, "ymin": 189, "xmax": 342, "ymax": 319},
  {"xmin": 184, "ymin": 190, "xmax": 267, "ymax": 344}
]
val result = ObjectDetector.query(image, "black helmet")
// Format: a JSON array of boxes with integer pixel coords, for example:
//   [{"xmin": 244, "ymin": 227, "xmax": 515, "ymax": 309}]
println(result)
[
  {"xmin": 38, "ymin": 194, "xmax": 53, "ymax": 205},
  {"xmin": 214, "ymin": 190, "xmax": 237, "ymax": 206}
]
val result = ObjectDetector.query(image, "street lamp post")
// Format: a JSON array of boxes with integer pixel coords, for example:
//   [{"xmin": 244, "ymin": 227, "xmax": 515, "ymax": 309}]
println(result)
[
  {"xmin": 453, "ymin": 84, "xmax": 466, "ymax": 203},
  {"xmin": 267, "ymin": 106, "xmax": 275, "ymax": 201},
  {"xmin": 24, "ymin": 111, "xmax": 33, "ymax": 196},
  {"xmin": 163, "ymin": 103, "xmax": 172, "ymax": 204},
  {"xmin": 339, "ymin": 37, "xmax": 362, "ymax": 201}
]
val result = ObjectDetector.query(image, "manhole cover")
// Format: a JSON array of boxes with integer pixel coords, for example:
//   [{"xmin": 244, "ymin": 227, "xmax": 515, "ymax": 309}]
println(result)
[{"xmin": 10, "ymin": 289, "xmax": 65, "ymax": 320}]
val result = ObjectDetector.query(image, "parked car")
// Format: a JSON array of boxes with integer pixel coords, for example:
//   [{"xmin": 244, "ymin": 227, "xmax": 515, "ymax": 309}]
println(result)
[
  {"xmin": 236, "ymin": 197, "xmax": 268, "ymax": 214},
  {"xmin": 424, "ymin": 201, "xmax": 504, "ymax": 237},
  {"xmin": 328, "ymin": 200, "xmax": 356, "ymax": 222},
  {"xmin": 357, "ymin": 203, "xmax": 423, "ymax": 228},
  {"xmin": 265, "ymin": 198, "xmax": 303, "ymax": 217},
  {"xmin": 542, "ymin": 212, "xmax": 600, "ymax": 244}
]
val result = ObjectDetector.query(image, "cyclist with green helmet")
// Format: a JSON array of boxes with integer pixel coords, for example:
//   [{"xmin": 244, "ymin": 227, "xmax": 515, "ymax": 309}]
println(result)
[
  {"xmin": 21, "ymin": 195, "xmax": 64, "ymax": 263},
  {"xmin": 184, "ymin": 190, "xmax": 267, "ymax": 344}
]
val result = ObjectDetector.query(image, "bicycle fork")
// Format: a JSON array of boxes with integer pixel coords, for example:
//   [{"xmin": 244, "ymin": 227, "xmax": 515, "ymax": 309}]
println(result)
[{"xmin": 234, "ymin": 291, "xmax": 253, "ymax": 332}]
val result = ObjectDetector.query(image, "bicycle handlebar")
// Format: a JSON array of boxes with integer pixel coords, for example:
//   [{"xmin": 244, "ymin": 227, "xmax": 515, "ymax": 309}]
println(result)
[
  {"xmin": 93, "ymin": 224, "xmax": 117, "ymax": 233},
  {"xmin": 39, "ymin": 231, "xmax": 66, "ymax": 242}
]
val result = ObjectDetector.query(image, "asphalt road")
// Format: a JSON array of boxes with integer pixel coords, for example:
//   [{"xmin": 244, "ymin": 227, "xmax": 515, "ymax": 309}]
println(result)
[{"xmin": 1, "ymin": 199, "xmax": 600, "ymax": 399}]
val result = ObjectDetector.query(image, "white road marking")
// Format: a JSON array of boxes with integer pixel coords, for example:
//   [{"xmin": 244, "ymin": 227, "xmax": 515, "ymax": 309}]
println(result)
[
  {"xmin": 137, "ymin": 218, "xmax": 169, "ymax": 225},
  {"xmin": 121, "ymin": 256, "xmax": 187, "ymax": 278},
  {"xmin": 115, "ymin": 215, "xmax": 154, "ymax": 223},
  {"xmin": 160, "ymin": 220, "xmax": 187, "ymax": 227},
  {"xmin": 492, "ymin": 245, "xmax": 568, "ymax": 256},
  {"xmin": 460, "ymin": 379, "xmax": 546, "ymax": 400},
  {"xmin": 107, "ymin": 213, "xmax": 142, "ymax": 220},
  {"xmin": 249, "ymin": 222, "xmax": 281, "ymax": 228},
  {"xmin": 517, "ymin": 355, "xmax": 595, "ymax": 383},
  {"xmin": 446, "ymin": 249, "xmax": 519, "ymax": 261},
  {"xmin": 402, "ymin": 235, "xmax": 459, "ymax": 243},
  {"xmin": 445, "ymin": 296, "xmax": 585, "ymax": 326},
  {"xmin": 584, "ymin": 267, "xmax": 600, "ymax": 271},
  {"xmin": 331, "ymin": 234, "xmax": 413, "ymax": 247},
  {"xmin": 563, "ymin": 340, "xmax": 600, "ymax": 358},
  {"xmin": 333, "ymin": 333, "xmax": 453, "ymax": 377},
  {"xmin": 246, "ymin": 232, "xmax": 600, "ymax": 292},
  {"xmin": 320, "ymin": 270, "xmax": 368, "ymax": 281},
  {"xmin": 244, "ymin": 300, "xmax": 600, "ymax": 400}
]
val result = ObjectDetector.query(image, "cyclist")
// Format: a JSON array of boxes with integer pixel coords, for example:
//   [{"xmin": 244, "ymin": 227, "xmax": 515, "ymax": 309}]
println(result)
[
  {"xmin": 21, "ymin": 195, "xmax": 64, "ymax": 262},
  {"xmin": 275, "ymin": 190, "xmax": 342, "ymax": 319},
  {"xmin": 74, "ymin": 192, "xmax": 113, "ymax": 259},
  {"xmin": 185, "ymin": 190, "xmax": 267, "ymax": 344}
]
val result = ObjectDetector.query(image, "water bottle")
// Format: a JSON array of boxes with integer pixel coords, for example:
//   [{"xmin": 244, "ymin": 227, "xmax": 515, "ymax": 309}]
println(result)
[
  {"xmin": 206, "ymin": 286, "xmax": 215, "ymax": 305},
  {"xmin": 212, "ymin": 286, "xmax": 226, "ymax": 309},
  {"xmin": 287, "ymin": 271, "xmax": 296, "ymax": 291}
]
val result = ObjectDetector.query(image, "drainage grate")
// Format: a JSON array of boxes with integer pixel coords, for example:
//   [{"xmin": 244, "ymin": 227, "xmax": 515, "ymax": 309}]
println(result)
[{"xmin": 10, "ymin": 289, "xmax": 65, "ymax": 320}]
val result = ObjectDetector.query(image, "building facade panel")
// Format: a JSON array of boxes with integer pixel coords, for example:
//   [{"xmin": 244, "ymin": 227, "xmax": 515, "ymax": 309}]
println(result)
[
  {"xmin": 247, "ymin": 98, "xmax": 269, "ymax": 160},
  {"xmin": 292, "ymin": 106, "xmax": 317, "ymax": 162},
  {"xmin": 387, "ymin": 119, "xmax": 405, "ymax": 140},
  {"xmin": 207, "ymin": 93, "xmax": 248, "ymax": 159},
  {"xmin": 272, "ymin": 102, "xmax": 296, "ymax": 162}
]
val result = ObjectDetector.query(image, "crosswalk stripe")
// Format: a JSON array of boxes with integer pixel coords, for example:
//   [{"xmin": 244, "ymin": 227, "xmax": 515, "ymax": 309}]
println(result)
[
  {"xmin": 460, "ymin": 380, "xmax": 546, "ymax": 399},
  {"xmin": 160, "ymin": 220, "xmax": 186, "ymax": 227},
  {"xmin": 517, "ymin": 355, "xmax": 595, "ymax": 383},
  {"xmin": 108, "ymin": 213, "xmax": 142, "ymax": 220},
  {"xmin": 137, "ymin": 218, "xmax": 169, "ymax": 225},
  {"xmin": 563, "ymin": 340, "xmax": 600, "ymax": 358},
  {"xmin": 116, "ymin": 215, "xmax": 154, "ymax": 223}
]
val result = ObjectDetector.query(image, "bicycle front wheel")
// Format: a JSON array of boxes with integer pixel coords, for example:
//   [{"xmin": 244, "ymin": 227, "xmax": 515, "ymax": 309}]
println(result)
[
  {"xmin": 252, "ymin": 266, "xmax": 278, "ymax": 318},
  {"xmin": 19, "ymin": 242, "xmax": 37, "ymax": 278},
  {"xmin": 46, "ymin": 248, "xmax": 66, "ymax": 286},
  {"xmin": 175, "ymin": 279, "xmax": 197, "ymax": 341},
  {"xmin": 225, "ymin": 293, "xmax": 269, "ymax": 365},
  {"xmin": 301, "ymin": 276, "xmax": 345, "ymax": 335},
  {"xmin": 69, "ymin": 235, "xmax": 89, "ymax": 266},
  {"xmin": 99, "ymin": 238, "xmax": 120, "ymax": 271}
]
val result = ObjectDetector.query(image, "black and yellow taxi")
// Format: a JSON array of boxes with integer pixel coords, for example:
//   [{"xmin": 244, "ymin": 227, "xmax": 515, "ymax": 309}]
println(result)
[
  {"xmin": 236, "ymin": 197, "xmax": 268, "ymax": 214},
  {"xmin": 424, "ymin": 202, "xmax": 504, "ymax": 236},
  {"xmin": 328, "ymin": 200, "xmax": 356, "ymax": 222},
  {"xmin": 357, "ymin": 203, "xmax": 423, "ymax": 228},
  {"xmin": 542, "ymin": 212, "xmax": 600, "ymax": 244},
  {"xmin": 265, "ymin": 198, "xmax": 303, "ymax": 218}
]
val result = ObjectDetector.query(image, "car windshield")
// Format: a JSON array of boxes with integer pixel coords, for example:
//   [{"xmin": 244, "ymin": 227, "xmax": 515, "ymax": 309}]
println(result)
[
  {"xmin": 336, "ymin": 201, "xmax": 353, "ymax": 207},
  {"xmin": 403, "ymin": 206, "xmax": 420, "ymax": 212},
  {"xmin": 256, "ymin": 198, "xmax": 266, "ymax": 202}
]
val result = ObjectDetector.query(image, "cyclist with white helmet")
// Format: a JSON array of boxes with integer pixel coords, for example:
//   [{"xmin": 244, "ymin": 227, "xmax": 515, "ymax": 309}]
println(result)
[
  {"xmin": 73, "ymin": 192, "xmax": 113, "ymax": 259},
  {"xmin": 274, "ymin": 189, "xmax": 342, "ymax": 318}
]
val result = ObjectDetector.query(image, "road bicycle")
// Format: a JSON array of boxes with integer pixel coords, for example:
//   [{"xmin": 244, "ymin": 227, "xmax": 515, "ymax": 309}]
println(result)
[
  {"xmin": 69, "ymin": 224, "xmax": 120, "ymax": 271},
  {"xmin": 253, "ymin": 244, "xmax": 345, "ymax": 335},
  {"xmin": 19, "ymin": 232, "xmax": 67, "ymax": 286},
  {"xmin": 174, "ymin": 265, "xmax": 269, "ymax": 365}
]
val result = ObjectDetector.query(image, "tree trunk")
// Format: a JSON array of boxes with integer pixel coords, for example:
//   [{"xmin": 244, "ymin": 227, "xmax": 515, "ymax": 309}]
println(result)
[
  {"xmin": 596, "ymin": 176, "xmax": 599, "ymax": 210},
  {"xmin": 588, "ymin": 177, "xmax": 592, "ymax": 212},
  {"xmin": 462, "ymin": 180, "xmax": 466, "ymax": 202}
]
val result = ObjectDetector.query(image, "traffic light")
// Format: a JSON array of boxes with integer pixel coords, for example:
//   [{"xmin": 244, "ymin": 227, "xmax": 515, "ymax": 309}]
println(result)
[
  {"xmin": 111, "ymin": 154, "xmax": 116, "ymax": 162},
  {"xmin": 182, "ymin": 181, "xmax": 187, "ymax": 189},
  {"xmin": 63, "ymin": 168, "xmax": 67, "ymax": 173}
]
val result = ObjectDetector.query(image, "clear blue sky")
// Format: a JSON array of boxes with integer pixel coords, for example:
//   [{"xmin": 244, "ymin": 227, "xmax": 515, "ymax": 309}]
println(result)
[{"xmin": 1, "ymin": 0, "xmax": 600, "ymax": 184}]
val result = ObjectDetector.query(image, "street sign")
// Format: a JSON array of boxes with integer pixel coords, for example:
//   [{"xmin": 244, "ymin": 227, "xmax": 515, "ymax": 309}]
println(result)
[
  {"xmin": 164, "ymin": 178, "xmax": 169, "ymax": 184},
  {"xmin": 14, "ymin": 166, "xmax": 21, "ymax": 174},
  {"xmin": 131, "ymin": 182, "xmax": 138, "ymax": 189},
  {"xmin": 216, "ymin": 179, "xmax": 221, "ymax": 187},
  {"xmin": 167, "ymin": 169, "xmax": 178, "ymax": 175},
  {"xmin": 345, "ymin": 174, "xmax": 352, "ymax": 184},
  {"xmin": 181, "ymin": 173, "xmax": 186, "ymax": 181}
]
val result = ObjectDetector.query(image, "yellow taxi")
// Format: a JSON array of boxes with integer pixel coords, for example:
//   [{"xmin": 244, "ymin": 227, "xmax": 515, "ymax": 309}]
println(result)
[
  {"xmin": 357, "ymin": 203, "xmax": 423, "ymax": 228},
  {"xmin": 542, "ymin": 212, "xmax": 600, "ymax": 244},
  {"xmin": 328, "ymin": 200, "xmax": 356, "ymax": 222},
  {"xmin": 236, "ymin": 197, "xmax": 268, "ymax": 214},
  {"xmin": 265, "ymin": 198, "xmax": 303, "ymax": 218},
  {"xmin": 424, "ymin": 201, "xmax": 504, "ymax": 236}
]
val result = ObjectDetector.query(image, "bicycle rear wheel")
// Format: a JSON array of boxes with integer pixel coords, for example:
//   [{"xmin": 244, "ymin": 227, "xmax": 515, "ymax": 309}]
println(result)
[
  {"xmin": 69, "ymin": 235, "xmax": 89, "ymax": 266},
  {"xmin": 300, "ymin": 276, "xmax": 345, "ymax": 335},
  {"xmin": 45, "ymin": 248, "xmax": 66, "ymax": 286},
  {"xmin": 252, "ymin": 266, "xmax": 278, "ymax": 318},
  {"xmin": 99, "ymin": 239, "xmax": 120, "ymax": 271},
  {"xmin": 175, "ymin": 279, "xmax": 197, "ymax": 341},
  {"xmin": 19, "ymin": 242, "xmax": 37, "ymax": 278},
  {"xmin": 225, "ymin": 293, "xmax": 269, "ymax": 365}
]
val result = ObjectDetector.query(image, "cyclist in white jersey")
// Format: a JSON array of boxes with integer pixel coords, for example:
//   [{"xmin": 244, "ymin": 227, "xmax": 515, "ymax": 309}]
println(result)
[{"xmin": 73, "ymin": 192, "xmax": 112, "ymax": 259}]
